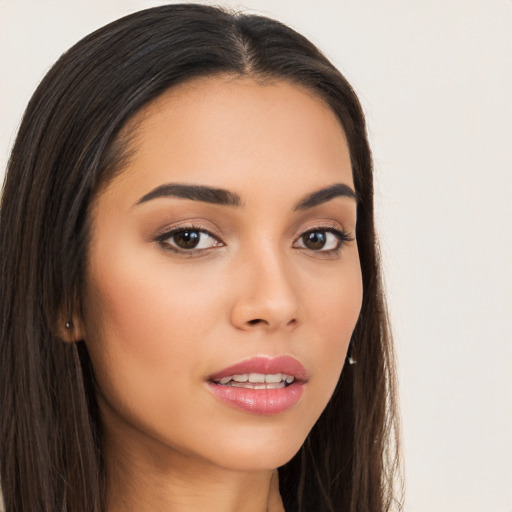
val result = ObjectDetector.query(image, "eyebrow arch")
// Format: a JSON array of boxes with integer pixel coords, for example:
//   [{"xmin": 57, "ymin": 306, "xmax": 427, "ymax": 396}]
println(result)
[
  {"xmin": 135, "ymin": 182, "xmax": 357, "ymax": 209},
  {"xmin": 294, "ymin": 183, "xmax": 358, "ymax": 210},
  {"xmin": 136, "ymin": 184, "xmax": 242, "ymax": 207}
]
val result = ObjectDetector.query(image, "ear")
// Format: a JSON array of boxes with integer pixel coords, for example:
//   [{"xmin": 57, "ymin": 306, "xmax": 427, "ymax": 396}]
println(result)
[
  {"xmin": 59, "ymin": 318, "xmax": 86, "ymax": 343},
  {"xmin": 57, "ymin": 304, "xmax": 86, "ymax": 343}
]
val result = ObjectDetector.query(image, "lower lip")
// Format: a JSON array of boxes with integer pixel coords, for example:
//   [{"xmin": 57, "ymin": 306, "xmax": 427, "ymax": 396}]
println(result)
[{"xmin": 207, "ymin": 381, "xmax": 304, "ymax": 415}]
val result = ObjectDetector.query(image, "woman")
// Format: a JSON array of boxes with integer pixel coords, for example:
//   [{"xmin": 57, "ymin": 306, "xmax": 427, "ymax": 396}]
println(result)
[{"xmin": 0, "ymin": 4, "xmax": 401, "ymax": 511}]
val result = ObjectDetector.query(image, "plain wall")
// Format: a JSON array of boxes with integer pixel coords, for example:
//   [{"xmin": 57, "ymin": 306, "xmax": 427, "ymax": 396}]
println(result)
[{"xmin": 1, "ymin": 1, "xmax": 511, "ymax": 511}]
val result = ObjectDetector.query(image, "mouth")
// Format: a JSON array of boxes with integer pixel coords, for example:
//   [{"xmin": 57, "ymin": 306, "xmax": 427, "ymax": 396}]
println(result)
[
  {"xmin": 214, "ymin": 372, "xmax": 296, "ymax": 389},
  {"xmin": 207, "ymin": 356, "xmax": 307, "ymax": 415}
]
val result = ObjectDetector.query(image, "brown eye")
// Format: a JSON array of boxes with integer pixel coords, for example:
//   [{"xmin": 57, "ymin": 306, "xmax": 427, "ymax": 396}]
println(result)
[
  {"xmin": 173, "ymin": 230, "xmax": 200, "ymax": 249},
  {"xmin": 294, "ymin": 228, "xmax": 350, "ymax": 253},
  {"xmin": 302, "ymin": 231, "xmax": 328, "ymax": 250},
  {"xmin": 158, "ymin": 228, "xmax": 221, "ymax": 252}
]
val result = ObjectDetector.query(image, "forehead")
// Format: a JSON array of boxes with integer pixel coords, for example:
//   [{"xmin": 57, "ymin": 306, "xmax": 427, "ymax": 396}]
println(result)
[{"xmin": 100, "ymin": 75, "xmax": 353, "ymax": 204}]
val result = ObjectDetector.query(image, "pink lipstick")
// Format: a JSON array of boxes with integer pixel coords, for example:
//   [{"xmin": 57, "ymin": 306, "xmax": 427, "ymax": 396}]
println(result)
[{"xmin": 207, "ymin": 356, "xmax": 307, "ymax": 415}]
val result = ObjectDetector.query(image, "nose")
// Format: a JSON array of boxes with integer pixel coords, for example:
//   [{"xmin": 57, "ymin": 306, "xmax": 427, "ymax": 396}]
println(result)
[{"xmin": 230, "ymin": 249, "xmax": 301, "ymax": 332}]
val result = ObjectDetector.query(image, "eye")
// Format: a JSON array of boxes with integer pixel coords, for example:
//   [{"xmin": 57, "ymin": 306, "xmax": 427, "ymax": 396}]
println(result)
[
  {"xmin": 157, "ymin": 227, "xmax": 222, "ymax": 252},
  {"xmin": 294, "ymin": 228, "xmax": 353, "ymax": 253}
]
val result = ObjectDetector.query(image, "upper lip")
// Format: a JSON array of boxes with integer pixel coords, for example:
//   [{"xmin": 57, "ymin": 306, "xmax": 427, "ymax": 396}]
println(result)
[{"xmin": 209, "ymin": 355, "xmax": 308, "ymax": 382}]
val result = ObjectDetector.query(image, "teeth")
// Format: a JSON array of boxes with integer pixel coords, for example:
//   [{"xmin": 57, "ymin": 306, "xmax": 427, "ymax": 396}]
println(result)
[
  {"xmin": 248, "ymin": 373, "xmax": 265, "ymax": 383},
  {"xmin": 215, "ymin": 373, "xmax": 296, "ymax": 387},
  {"xmin": 230, "ymin": 381, "xmax": 286, "ymax": 389},
  {"xmin": 265, "ymin": 382, "xmax": 286, "ymax": 389}
]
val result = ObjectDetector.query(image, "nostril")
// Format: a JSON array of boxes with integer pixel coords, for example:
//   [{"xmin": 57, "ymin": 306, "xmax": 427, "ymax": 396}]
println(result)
[
  {"xmin": 246, "ymin": 318, "xmax": 298, "ymax": 328},
  {"xmin": 247, "ymin": 319, "xmax": 265, "ymax": 325}
]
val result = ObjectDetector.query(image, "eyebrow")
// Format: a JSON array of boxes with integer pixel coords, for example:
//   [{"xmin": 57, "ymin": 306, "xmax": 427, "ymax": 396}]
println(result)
[
  {"xmin": 294, "ymin": 183, "xmax": 358, "ymax": 210},
  {"xmin": 135, "ymin": 182, "xmax": 357, "ymax": 209},
  {"xmin": 136, "ymin": 184, "xmax": 241, "ymax": 207}
]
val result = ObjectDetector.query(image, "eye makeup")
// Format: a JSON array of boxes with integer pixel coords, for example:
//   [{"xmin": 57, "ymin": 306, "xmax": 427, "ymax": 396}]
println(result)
[
  {"xmin": 153, "ymin": 219, "xmax": 354, "ymax": 259},
  {"xmin": 293, "ymin": 224, "xmax": 354, "ymax": 257},
  {"xmin": 155, "ymin": 225, "xmax": 224, "ymax": 254}
]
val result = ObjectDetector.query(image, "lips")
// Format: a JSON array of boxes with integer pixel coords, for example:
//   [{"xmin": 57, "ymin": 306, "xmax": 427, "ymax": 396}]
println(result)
[{"xmin": 207, "ymin": 356, "xmax": 307, "ymax": 415}]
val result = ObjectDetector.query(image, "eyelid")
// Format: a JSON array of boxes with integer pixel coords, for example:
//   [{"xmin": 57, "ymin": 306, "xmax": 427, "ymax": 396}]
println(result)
[
  {"xmin": 152, "ymin": 220, "xmax": 354, "ymax": 256},
  {"xmin": 154, "ymin": 223, "xmax": 225, "ymax": 253},
  {"xmin": 295, "ymin": 221, "xmax": 353, "ymax": 240},
  {"xmin": 293, "ymin": 222, "xmax": 354, "ymax": 253}
]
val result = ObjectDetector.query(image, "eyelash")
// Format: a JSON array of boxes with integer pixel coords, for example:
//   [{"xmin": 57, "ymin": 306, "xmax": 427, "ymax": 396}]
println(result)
[
  {"xmin": 155, "ymin": 224, "xmax": 222, "ymax": 255},
  {"xmin": 294, "ymin": 225, "xmax": 354, "ymax": 256},
  {"xmin": 155, "ymin": 223, "xmax": 354, "ymax": 256}
]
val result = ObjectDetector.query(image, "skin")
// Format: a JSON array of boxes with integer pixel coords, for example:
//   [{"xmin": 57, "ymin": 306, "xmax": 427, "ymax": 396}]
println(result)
[{"xmin": 77, "ymin": 76, "xmax": 363, "ymax": 511}]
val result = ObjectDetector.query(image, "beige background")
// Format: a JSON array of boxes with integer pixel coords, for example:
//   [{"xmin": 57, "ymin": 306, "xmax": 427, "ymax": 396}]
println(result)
[{"xmin": 1, "ymin": 1, "xmax": 511, "ymax": 511}]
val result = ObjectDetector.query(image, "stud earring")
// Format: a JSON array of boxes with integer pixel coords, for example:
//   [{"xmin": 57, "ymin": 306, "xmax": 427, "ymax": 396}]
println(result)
[{"xmin": 65, "ymin": 321, "xmax": 73, "ymax": 330}]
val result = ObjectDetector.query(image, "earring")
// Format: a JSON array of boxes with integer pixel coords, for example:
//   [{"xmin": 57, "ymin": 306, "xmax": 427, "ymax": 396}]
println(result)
[
  {"xmin": 65, "ymin": 321, "xmax": 73, "ymax": 330},
  {"xmin": 348, "ymin": 355, "xmax": 357, "ymax": 365}
]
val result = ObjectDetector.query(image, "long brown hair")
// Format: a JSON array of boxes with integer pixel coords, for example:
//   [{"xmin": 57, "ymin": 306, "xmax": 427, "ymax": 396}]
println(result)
[{"xmin": 0, "ymin": 4, "xmax": 402, "ymax": 511}]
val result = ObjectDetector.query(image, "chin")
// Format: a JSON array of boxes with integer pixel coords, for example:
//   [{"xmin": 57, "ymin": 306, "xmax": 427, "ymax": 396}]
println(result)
[
  {"xmin": 194, "ymin": 421, "xmax": 311, "ymax": 472},
  {"xmin": 212, "ymin": 444, "xmax": 302, "ymax": 472}
]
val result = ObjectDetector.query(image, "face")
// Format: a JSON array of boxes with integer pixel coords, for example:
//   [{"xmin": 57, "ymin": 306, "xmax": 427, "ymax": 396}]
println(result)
[{"xmin": 81, "ymin": 76, "xmax": 362, "ymax": 473}]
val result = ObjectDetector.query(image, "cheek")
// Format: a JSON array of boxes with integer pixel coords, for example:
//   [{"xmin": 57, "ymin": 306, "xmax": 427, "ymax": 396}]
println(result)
[
  {"xmin": 81, "ymin": 249, "xmax": 223, "ymax": 414},
  {"xmin": 85, "ymin": 245, "xmax": 220, "ymax": 347},
  {"xmin": 81, "ymin": 258, "xmax": 230, "ymax": 463},
  {"xmin": 306, "ymin": 252, "xmax": 362, "ymax": 391},
  {"xmin": 314, "ymin": 245, "xmax": 362, "ymax": 312}
]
